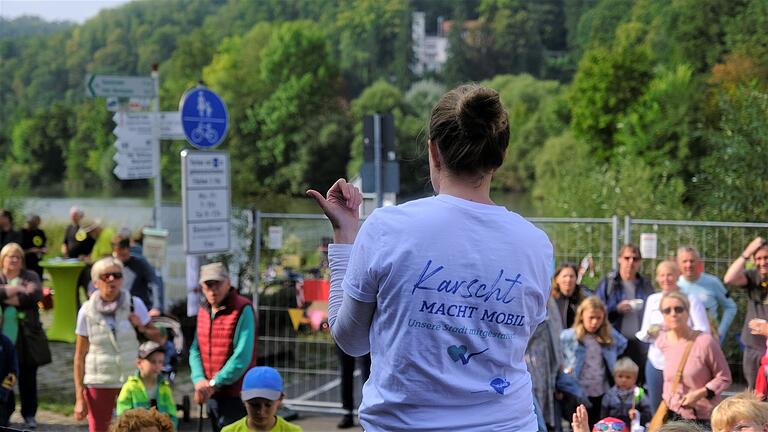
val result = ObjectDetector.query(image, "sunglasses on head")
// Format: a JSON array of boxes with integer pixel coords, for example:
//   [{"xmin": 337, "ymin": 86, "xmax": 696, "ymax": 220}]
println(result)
[
  {"xmin": 661, "ymin": 306, "xmax": 686, "ymax": 315},
  {"xmin": 594, "ymin": 423, "xmax": 625, "ymax": 431},
  {"xmin": 99, "ymin": 272, "xmax": 123, "ymax": 281}
]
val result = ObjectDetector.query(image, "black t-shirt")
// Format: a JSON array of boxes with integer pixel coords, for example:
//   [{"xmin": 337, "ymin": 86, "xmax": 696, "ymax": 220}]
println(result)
[
  {"xmin": 0, "ymin": 229, "xmax": 22, "ymax": 249},
  {"xmin": 739, "ymin": 269, "xmax": 768, "ymax": 349},
  {"xmin": 21, "ymin": 228, "xmax": 46, "ymax": 272},
  {"xmin": 63, "ymin": 224, "xmax": 95, "ymax": 259}
]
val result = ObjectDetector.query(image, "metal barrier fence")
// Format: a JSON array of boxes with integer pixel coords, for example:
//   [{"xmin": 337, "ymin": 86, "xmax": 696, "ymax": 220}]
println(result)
[{"xmin": 246, "ymin": 212, "xmax": 768, "ymax": 411}]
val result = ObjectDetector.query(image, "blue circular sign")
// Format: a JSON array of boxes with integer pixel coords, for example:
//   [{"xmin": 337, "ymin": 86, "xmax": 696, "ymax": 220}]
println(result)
[{"xmin": 179, "ymin": 86, "xmax": 229, "ymax": 149}]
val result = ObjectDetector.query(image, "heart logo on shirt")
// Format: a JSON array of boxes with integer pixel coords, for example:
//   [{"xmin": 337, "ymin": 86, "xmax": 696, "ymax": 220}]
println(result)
[
  {"xmin": 447, "ymin": 345, "xmax": 468, "ymax": 362},
  {"xmin": 447, "ymin": 345, "xmax": 489, "ymax": 365}
]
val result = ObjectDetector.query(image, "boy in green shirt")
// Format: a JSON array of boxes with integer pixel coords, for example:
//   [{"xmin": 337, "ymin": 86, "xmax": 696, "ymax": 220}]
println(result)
[
  {"xmin": 222, "ymin": 367, "xmax": 302, "ymax": 432},
  {"xmin": 116, "ymin": 341, "xmax": 178, "ymax": 430}
]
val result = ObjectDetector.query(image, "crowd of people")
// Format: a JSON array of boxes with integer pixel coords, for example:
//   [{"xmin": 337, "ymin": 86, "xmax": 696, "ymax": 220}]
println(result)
[{"xmin": 2, "ymin": 83, "xmax": 768, "ymax": 432}]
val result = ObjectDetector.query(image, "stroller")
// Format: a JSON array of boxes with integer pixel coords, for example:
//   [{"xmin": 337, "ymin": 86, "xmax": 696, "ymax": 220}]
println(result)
[{"xmin": 150, "ymin": 316, "xmax": 192, "ymax": 423}]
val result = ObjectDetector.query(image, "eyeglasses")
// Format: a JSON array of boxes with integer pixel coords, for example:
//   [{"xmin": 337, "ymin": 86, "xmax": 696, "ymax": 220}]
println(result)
[
  {"xmin": 622, "ymin": 256, "xmax": 641, "ymax": 261},
  {"xmin": 661, "ymin": 306, "xmax": 686, "ymax": 315},
  {"xmin": 594, "ymin": 422, "xmax": 625, "ymax": 431},
  {"xmin": 98, "ymin": 272, "xmax": 123, "ymax": 281}
]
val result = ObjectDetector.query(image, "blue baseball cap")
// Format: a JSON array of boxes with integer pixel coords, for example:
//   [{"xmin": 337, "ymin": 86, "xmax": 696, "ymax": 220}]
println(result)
[{"xmin": 241, "ymin": 366, "xmax": 283, "ymax": 401}]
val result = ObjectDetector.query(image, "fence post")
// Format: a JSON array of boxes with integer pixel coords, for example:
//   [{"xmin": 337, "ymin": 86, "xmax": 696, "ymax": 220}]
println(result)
[
  {"xmin": 612, "ymin": 215, "xmax": 620, "ymax": 265},
  {"xmin": 624, "ymin": 215, "xmax": 632, "ymax": 245},
  {"xmin": 253, "ymin": 209, "xmax": 261, "ymax": 315}
]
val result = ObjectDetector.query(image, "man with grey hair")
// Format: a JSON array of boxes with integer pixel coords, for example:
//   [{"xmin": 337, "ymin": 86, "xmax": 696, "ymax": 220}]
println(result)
[
  {"xmin": 676, "ymin": 245, "xmax": 737, "ymax": 343},
  {"xmin": 190, "ymin": 262, "xmax": 256, "ymax": 431}
]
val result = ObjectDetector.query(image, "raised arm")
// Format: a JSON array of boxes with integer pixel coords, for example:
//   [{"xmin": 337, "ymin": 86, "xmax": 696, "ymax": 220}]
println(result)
[{"xmin": 724, "ymin": 237, "xmax": 765, "ymax": 285}]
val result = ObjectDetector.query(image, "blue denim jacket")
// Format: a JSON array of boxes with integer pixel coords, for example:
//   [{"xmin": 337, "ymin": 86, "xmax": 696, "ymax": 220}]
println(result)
[{"xmin": 560, "ymin": 327, "xmax": 628, "ymax": 379}]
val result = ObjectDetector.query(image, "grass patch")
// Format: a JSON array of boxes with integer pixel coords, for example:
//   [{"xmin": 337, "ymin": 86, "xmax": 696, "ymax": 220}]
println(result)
[{"xmin": 39, "ymin": 396, "xmax": 74, "ymax": 416}]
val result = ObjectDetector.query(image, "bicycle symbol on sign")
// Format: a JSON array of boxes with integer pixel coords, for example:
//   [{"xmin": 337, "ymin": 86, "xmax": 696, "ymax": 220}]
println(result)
[{"xmin": 190, "ymin": 91, "xmax": 219, "ymax": 144}]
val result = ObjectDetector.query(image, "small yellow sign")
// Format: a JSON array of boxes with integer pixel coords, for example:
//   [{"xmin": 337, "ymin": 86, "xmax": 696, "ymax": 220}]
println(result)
[{"xmin": 288, "ymin": 308, "xmax": 304, "ymax": 331}]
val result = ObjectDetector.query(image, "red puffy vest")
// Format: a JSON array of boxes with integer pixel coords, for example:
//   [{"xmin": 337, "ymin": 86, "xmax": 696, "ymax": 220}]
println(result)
[{"xmin": 197, "ymin": 290, "xmax": 257, "ymax": 397}]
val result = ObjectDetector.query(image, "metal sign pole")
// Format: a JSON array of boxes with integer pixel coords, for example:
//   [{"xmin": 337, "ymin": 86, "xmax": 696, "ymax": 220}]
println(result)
[
  {"xmin": 152, "ymin": 65, "xmax": 162, "ymax": 228},
  {"xmin": 373, "ymin": 113, "xmax": 383, "ymax": 208}
]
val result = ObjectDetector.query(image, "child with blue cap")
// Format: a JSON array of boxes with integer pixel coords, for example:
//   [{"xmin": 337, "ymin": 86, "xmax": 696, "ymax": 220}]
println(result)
[{"xmin": 221, "ymin": 366, "xmax": 302, "ymax": 432}]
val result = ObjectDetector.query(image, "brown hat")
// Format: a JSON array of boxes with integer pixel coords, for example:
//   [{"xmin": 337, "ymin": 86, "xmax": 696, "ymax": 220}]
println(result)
[{"xmin": 199, "ymin": 262, "xmax": 229, "ymax": 284}]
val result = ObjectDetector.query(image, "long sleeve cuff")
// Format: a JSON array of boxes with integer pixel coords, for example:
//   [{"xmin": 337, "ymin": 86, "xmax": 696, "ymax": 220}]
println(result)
[
  {"xmin": 327, "ymin": 244, "xmax": 352, "ymax": 329},
  {"xmin": 327, "ymin": 244, "xmax": 373, "ymax": 356}
]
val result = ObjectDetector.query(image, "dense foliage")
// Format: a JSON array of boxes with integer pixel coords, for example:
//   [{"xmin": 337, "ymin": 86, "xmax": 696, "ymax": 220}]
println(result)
[{"xmin": 1, "ymin": 0, "xmax": 766, "ymax": 220}]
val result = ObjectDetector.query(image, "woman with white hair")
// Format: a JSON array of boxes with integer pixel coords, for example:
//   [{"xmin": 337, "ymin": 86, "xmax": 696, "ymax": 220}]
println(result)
[{"xmin": 73, "ymin": 257, "xmax": 161, "ymax": 432}]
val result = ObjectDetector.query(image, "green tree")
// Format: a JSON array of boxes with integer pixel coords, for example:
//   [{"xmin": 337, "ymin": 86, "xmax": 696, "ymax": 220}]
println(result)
[
  {"xmin": 695, "ymin": 86, "xmax": 768, "ymax": 220},
  {"xmin": 7, "ymin": 103, "xmax": 73, "ymax": 190},
  {"xmin": 569, "ymin": 43, "xmax": 652, "ymax": 159}
]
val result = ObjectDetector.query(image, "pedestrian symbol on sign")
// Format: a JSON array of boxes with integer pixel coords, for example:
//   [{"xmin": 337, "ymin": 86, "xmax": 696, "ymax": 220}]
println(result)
[{"xmin": 179, "ymin": 86, "xmax": 229, "ymax": 149}]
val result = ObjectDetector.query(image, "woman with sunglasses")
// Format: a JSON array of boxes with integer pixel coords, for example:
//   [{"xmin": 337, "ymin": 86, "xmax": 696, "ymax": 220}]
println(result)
[
  {"xmin": 635, "ymin": 261, "xmax": 710, "ymax": 412},
  {"xmin": 0, "ymin": 242, "xmax": 48, "ymax": 429},
  {"xmin": 656, "ymin": 291, "xmax": 731, "ymax": 427},
  {"xmin": 73, "ymin": 257, "xmax": 161, "ymax": 432}
]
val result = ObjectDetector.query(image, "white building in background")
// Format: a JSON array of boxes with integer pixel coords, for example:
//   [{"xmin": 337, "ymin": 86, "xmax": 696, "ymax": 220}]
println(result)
[{"xmin": 412, "ymin": 11, "xmax": 448, "ymax": 75}]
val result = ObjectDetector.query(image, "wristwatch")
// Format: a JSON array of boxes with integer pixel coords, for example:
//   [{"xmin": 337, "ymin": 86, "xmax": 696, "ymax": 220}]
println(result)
[{"xmin": 208, "ymin": 378, "xmax": 217, "ymax": 388}]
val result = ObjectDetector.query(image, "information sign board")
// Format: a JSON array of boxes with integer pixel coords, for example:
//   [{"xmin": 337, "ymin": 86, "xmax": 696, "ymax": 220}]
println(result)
[{"xmin": 181, "ymin": 150, "xmax": 231, "ymax": 254}]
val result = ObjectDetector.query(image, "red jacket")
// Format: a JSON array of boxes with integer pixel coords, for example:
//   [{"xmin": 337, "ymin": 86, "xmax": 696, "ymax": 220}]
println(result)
[{"xmin": 197, "ymin": 290, "xmax": 256, "ymax": 397}]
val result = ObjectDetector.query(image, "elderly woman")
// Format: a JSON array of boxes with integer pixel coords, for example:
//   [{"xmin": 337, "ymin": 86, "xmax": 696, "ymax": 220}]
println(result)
[
  {"xmin": 656, "ymin": 291, "xmax": 731, "ymax": 427},
  {"xmin": 551, "ymin": 263, "xmax": 593, "ymax": 329},
  {"xmin": 0, "ymin": 242, "xmax": 49, "ymax": 429},
  {"xmin": 636, "ymin": 261, "xmax": 710, "ymax": 411},
  {"xmin": 73, "ymin": 257, "xmax": 160, "ymax": 432}
]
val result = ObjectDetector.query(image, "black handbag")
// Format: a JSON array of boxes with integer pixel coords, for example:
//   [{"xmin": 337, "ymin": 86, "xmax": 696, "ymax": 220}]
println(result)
[{"xmin": 19, "ymin": 317, "xmax": 52, "ymax": 367}]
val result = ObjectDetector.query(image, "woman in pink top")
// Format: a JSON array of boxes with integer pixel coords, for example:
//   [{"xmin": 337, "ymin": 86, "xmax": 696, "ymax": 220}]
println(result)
[{"xmin": 656, "ymin": 291, "xmax": 731, "ymax": 426}]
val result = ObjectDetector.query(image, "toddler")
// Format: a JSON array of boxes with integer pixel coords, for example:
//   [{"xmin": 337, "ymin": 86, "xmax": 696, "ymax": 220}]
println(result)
[{"xmin": 600, "ymin": 357, "xmax": 652, "ymax": 429}]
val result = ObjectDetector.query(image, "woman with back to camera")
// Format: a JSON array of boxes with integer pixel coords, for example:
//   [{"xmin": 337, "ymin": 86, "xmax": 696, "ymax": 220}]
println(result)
[{"xmin": 308, "ymin": 84, "xmax": 554, "ymax": 431}]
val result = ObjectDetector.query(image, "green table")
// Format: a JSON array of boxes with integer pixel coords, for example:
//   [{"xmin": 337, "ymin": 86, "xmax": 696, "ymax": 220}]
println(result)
[{"xmin": 40, "ymin": 259, "xmax": 86, "ymax": 343}]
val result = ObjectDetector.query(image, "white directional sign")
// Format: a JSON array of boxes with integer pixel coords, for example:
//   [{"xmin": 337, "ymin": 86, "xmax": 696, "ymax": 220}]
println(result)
[
  {"xmin": 112, "ymin": 112, "xmax": 157, "ymax": 180},
  {"xmin": 113, "ymin": 164, "xmax": 155, "ymax": 180},
  {"xmin": 181, "ymin": 150, "xmax": 231, "ymax": 254},
  {"xmin": 158, "ymin": 112, "xmax": 184, "ymax": 140},
  {"xmin": 86, "ymin": 74, "xmax": 155, "ymax": 98},
  {"xmin": 106, "ymin": 97, "xmax": 151, "ymax": 112}
]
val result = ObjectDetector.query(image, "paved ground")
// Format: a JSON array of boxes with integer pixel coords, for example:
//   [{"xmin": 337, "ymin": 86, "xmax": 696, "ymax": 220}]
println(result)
[
  {"xmin": 16, "ymin": 341, "xmax": 362, "ymax": 431},
  {"xmin": 7, "ymin": 408, "xmax": 363, "ymax": 431}
]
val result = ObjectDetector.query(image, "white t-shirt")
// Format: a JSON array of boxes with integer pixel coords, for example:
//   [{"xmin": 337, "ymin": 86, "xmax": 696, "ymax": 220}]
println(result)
[
  {"xmin": 636, "ymin": 291, "xmax": 710, "ymax": 369},
  {"xmin": 75, "ymin": 294, "xmax": 151, "ymax": 337},
  {"xmin": 343, "ymin": 194, "xmax": 554, "ymax": 432}
]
